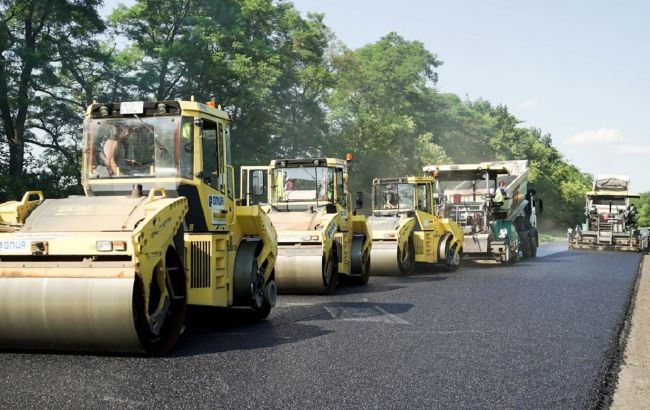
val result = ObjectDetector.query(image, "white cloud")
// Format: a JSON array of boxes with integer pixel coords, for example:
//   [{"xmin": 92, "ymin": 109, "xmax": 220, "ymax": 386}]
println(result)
[
  {"xmin": 565, "ymin": 128, "xmax": 625, "ymax": 146},
  {"xmin": 618, "ymin": 144, "xmax": 650, "ymax": 155},
  {"xmin": 519, "ymin": 99, "xmax": 536, "ymax": 109}
]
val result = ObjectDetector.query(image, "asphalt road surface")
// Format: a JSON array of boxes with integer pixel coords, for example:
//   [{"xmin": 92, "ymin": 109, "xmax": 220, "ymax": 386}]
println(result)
[{"xmin": 0, "ymin": 241, "xmax": 641, "ymax": 409}]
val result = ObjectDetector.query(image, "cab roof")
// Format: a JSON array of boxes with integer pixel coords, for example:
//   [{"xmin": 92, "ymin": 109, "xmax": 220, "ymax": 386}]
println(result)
[
  {"xmin": 424, "ymin": 160, "xmax": 529, "ymax": 182},
  {"xmin": 425, "ymin": 163, "xmax": 510, "ymax": 181},
  {"xmin": 373, "ymin": 176, "xmax": 434, "ymax": 185},
  {"xmin": 270, "ymin": 158, "xmax": 347, "ymax": 168},
  {"xmin": 86, "ymin": 100, "xmax": 230, "ymax": 121},
  {"xmin": 586, "ymin": 191, "xmax": 640, "ymax": 198}
]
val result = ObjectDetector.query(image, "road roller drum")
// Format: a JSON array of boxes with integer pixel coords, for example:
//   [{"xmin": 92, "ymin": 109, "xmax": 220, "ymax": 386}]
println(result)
[
  {"xmin": 0, "ymin": 100, "xmax": 278, "ymax": 354},
  {"xmin": 240, "ymin": 156, "xmax": 372, "ymax": 294},
  {"xmin": 368, "ymin": 176, "xmax": 464, "ymax": 275}
]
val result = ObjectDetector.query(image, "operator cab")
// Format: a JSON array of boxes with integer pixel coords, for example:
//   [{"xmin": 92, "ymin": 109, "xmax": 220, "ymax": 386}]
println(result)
[
  {"xmin": 82, "ymin": 100, "xmax": 235, "ymax": 232},
  {"xmin": 436, "ymin": 170, "xmax": 508, "ymax": 205},
  {"xmin": 268, "ymin": 158, "xmax": 347, "ymax": 212},
  {"xmin": 372, "ymin": 178, "xmax": 433, "ymax": 217}
]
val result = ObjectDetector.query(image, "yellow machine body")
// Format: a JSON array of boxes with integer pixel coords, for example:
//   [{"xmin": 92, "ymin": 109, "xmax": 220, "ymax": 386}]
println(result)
[
  {"xmin": 0, "ymin": 100, "xmax": 277, "ymax": 354},
  {"xmin": 241, "ymin": 158, "xmax": 372, "ymax": 294},
  {"xmin": 368, "ymin": 176, "xmax": 464, "ymax": 275}
]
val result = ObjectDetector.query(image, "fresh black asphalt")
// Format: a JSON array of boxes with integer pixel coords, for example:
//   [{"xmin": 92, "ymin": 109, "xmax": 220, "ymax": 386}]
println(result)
[{"xmin": 0, "ymin": 242, "xmax": 641, "ymax": 409}]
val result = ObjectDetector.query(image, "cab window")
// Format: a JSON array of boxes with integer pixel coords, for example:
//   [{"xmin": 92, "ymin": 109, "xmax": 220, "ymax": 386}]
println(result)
[
  {"xmin": 417, "ymin": 184, "xmax": 431, "ymax": 213},
  {"xmin": 201, "ymin": 120, "xmax": 219, "ymax": 187},
  {"xmin": 180, "ymin": 117, "xmax": 193, "ymax": 179},
  {"xmin": 336, "ymin": 169, "xmax": 345, "ymax": 206}
]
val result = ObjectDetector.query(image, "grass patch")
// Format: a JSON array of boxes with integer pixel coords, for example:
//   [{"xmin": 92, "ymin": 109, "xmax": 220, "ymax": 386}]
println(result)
[{"xmin": 538, "ymin": 229, "xmax": 567, "ymax": 244}]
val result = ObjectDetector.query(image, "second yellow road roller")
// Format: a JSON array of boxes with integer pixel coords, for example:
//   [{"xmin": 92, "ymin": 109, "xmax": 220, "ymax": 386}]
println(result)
[
  {"xmin": 0, "ymin": 100, "xmax": 277, "ymax": 354},
  {"xmin": 368, "ymin": 176, "xmax": 464, "ymax": 275},
  {"xmin": 241, "ymin": 156, "xmax": 372, "ymax": 293}
]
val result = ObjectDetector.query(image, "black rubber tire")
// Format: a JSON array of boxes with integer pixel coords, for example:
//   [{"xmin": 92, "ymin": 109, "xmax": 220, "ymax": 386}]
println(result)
[
  {"xmin": 133, "ymin": 247, "xmax": 187, "ymax": 355},
  {"xmin": 445, "ymin": 243, "xmax": 462, "ymax": 272},
  {"xmin": 397, "ymin": 236, "xmax": 416, "ymax": 275},
  {"xmin": 252, "ymin": 300, "xmax": 272, "ymax": 320},
  {"xmin": 233, "ymin": 241, "xmax": 263, "ymax": 307},
  {"xmin": 351, "ymin": 236, "xmax": 370, "ymax": 285},
  {"xmin": 521, "ymin": 237, "xmax": 531, "ymax": 258},
  {"xmin": 531, "ymin": 236, "xmax": 538, "ymax": 257},
  {"xmin": 252, "ymin": 278, "xmax": 275, "ymax": 320},
  {"xmin": 509, "ymin": 244, "xmax": 519, "ymax": 265}
]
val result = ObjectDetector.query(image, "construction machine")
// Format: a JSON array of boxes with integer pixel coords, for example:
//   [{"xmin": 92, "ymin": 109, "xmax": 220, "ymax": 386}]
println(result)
[
  {"xmin": 0, "ymin": 100, "xmax": 278, "ymax": 354},
  {"xmin": 367, "ymin": 176, "xmax": 464, "ymax": 275},
  {"xmin": 240, "ymin": 156, "xmax": 371, "ymax": 293},
  {"xmin": 424, "ymin": 160, "xmax": 542, "ymax": 264},
  {"xmin": 568, "ymin": 175, "xmax": 642, "ymax": 251}
]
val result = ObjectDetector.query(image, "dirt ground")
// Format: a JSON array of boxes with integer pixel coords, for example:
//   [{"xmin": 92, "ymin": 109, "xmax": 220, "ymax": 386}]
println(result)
[{"xmin": 612, "ymin": 255, "xmax": 650, "ymax": 409}]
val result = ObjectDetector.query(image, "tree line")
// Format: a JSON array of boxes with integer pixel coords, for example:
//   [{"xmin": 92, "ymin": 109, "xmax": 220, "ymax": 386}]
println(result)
[{"xmin": 0, "ymin": 0, "xmax": 591, "ymax": 229}]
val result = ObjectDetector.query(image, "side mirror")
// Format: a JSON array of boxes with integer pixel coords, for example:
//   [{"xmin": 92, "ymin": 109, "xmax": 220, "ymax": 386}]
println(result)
[
  {"xmin": 536, "ymin": 198, "xmax": 544, "ymax": 215},
  {"xmin": 356, "ymin": 191, "xmax": 363, "ymax": 209}
]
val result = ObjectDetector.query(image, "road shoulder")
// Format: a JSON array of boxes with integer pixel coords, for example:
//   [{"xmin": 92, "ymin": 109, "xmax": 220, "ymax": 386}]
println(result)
[{"xmin": 612, "ymin": 255, "xmax": 650, "ymax": 409}]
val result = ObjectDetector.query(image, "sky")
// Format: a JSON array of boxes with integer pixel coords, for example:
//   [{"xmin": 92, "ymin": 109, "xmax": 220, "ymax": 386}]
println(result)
[{"xmin": 102, "ymin": 0, "xmax": 650, "ymax": 191}]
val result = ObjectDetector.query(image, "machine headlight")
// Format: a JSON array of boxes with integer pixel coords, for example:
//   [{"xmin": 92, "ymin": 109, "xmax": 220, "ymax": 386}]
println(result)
[
  {"xmin": 498, "ymin": 228, "xmax": 508, "ymax": 239},
  {"xmin": 96, "ymin": 241, "xmax": 128, "ymax": 252},
  {"xmin": 301, "ymin": 234, "xmax": 320, "ymax": 242},
  {"xmin": 96, "ymin": 241, "xmax": 112, "ymax": 251},
  {"xmin": 385, "ymin": 233, "xmax": 396, "ymax": 239}
]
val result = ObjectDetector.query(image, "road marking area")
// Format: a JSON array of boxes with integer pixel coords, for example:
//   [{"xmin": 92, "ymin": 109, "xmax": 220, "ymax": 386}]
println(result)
[
  {"xmin": 324, "ymin": 305, "xmax": 410, "ymax": 325},
  {"xmin": 276, "ymin": 302, "xmax": 318, "ymax": 308}
]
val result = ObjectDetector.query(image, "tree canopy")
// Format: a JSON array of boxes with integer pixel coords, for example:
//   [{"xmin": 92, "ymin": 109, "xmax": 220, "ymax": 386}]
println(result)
[{"xmin": 0, "ymin": 0, "xmax": 597, "ymax": 229}]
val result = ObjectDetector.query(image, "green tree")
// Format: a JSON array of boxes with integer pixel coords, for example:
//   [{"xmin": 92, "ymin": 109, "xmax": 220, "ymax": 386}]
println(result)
[
  {"xmin": 110, "ymin": 0, "xmax": 332, "ymax": 169},
  {"xmin": 329, "ymin": 32, "xmax": 445, "ymax": 192},
  {"xmin": 468, "ymin": 100, "xmax": 591, "ymax": 227},
  {"xmin": 0, "ymin": 0, "xmax": 104, "ymax": 199},
  {"xmin": 632, "ymin": 193, "xmax": 650, "ymax": 227}
]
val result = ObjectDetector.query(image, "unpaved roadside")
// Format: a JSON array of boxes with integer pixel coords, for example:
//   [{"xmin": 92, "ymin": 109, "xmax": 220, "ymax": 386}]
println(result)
[{"xmin": 612, "ymin": 255, "xmax": 650, "ymax": 409}]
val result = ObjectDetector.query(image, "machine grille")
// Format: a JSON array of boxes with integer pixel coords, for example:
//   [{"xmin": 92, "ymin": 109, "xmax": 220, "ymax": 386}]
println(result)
[{"xmin": 190, "ymin": 240, "xmax": 211, "ymax": 288}]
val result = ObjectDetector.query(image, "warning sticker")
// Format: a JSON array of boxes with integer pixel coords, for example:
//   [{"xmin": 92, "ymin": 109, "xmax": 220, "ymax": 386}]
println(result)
[{"xmin": 208, "ymin": 194, "xmax": 226, "ymax": 225}]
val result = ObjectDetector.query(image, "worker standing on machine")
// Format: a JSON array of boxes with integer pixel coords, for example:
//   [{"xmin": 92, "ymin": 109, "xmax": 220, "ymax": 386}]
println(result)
[
  {"xmin": 283, "ymin": 178, "xmax": 295, "ymax": 200},
  {"xmin": 493, "ymin": 180, "xmax": 507, "ymax": 205}
]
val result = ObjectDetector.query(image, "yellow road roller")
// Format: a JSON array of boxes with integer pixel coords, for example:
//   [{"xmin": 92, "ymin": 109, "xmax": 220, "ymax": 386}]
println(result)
[
  {"xmin": 0, "ymin": 100, "xmax": 277, "ymax": 354},
  {"xmin": 368, "ymin": 176, "xmax": 463, "ymax": 275},
  {"xmin": 241, "ymin": 156, "xmax": 371, "ymax": 293}
]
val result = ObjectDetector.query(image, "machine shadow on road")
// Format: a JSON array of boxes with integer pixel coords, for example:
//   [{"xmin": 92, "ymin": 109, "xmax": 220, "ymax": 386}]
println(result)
[
  {"xmin": 172, "ymin": 300, "xmax": 414, "ymax": 357},
  {"xmin": 338, "ymin": 273, "xmax": 449, "ymax": 295},
  {"xmin": 458, "ymin": 260, "xmax": 520, "ymax": 269},
  {"xmin": 457, "ymin": 254, "xmax": 571, "ymax": 269},
  {"xmin": 173, "ymin": 305, "xmax": 333, "ymax": 357},
  {"xmin": 385, "ymin": 275, "xmax": 449, "ymax": 283},
  {"xmin": 173, "ymin": 319, "xmax": 333, "ymax": 357},
  {"xmin": 334, "ymin": 282, "xmax": 404, "ymax": 295}
]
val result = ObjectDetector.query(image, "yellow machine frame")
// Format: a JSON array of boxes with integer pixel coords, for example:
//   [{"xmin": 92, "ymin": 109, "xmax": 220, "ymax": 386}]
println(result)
[
  {"xmin": 369, "ymin": 176, "xmax": 464, "ymax": 275},
  {"xmin": 241, "ymin": 157, "xmax": 372, "ymax": 293},
  {"xmin": 0, "ymin": 100, "xmax": 277, "ymax": 354}
]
